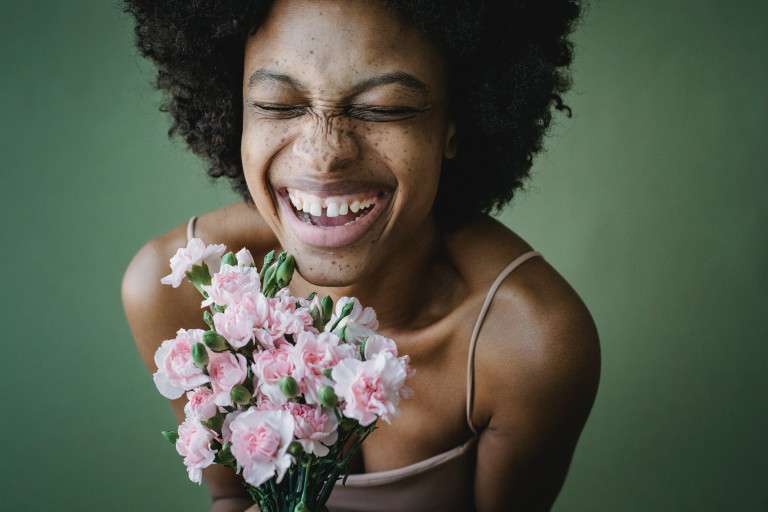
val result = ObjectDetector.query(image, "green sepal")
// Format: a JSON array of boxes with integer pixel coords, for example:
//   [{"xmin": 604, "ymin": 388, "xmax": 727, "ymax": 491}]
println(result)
[
  {"xmin": 185, "ymin": 262, "xmax": 212, "ymax": 287},
  {"xmin": 191, "ymin": 342, "xmax": 208, "ymax": 368},
  {"xmin": 202, "ymin": 413, "xmax": 225, "ymax": 432},
  {"xmin": 161, "ymin": 429, "xmax": 178, "ymax": 445},
  {"xmin": 262, "ymin": 249, "xmax": 276, "ymax": 273},
  {"xmin": 203, "ymin": 330, "xmax": 229, "ymax": 352},
  {"xmin": 327, "ymin": 301, "xmax": 353, "ymax": 335},
  {"xmin": 202, "ymin": 310, "xmax": 214, "ymax": 329},
  {"xmin": 310, "ymin": 306, "xmax": 325, "ymax": 331},
  {"xmin": 287, "ymin": 441, "xmax": 304, "ymax": 457},
  {"xmin": 222, "ymin": 252, "xmax": 237, "ymax": 266},
  {"xmin": 318, "ymin": 385, "xmax": 337, "ymax": 408},
  {"xmin": 320, "ymin": 296, "xmax": 333, "ymax": 323},
  {"xmin": 279, "ymin": 376, "xmax": 299, "ymax": 398},
  {"xmin": 214, "ymin": 442, "xmax": 235, "ymax": 465},
  {"xmin": 275, "ymin": 254, "xmax": 296, "ymax": 288},
  {"xmin": 230, "ymin": 384, "xmax": 252, "ymax": 406}
]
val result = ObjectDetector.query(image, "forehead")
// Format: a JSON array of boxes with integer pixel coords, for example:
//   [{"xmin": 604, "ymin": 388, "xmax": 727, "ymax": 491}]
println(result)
[{"xmin": 243, "ymin": 0, "xmax": 445, "ymax": 97}]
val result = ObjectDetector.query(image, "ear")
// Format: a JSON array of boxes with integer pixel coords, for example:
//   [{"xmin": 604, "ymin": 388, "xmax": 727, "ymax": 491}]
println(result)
[{"xmin": 443, "ymin": 121, "xmax": 457, "ymax": 159}]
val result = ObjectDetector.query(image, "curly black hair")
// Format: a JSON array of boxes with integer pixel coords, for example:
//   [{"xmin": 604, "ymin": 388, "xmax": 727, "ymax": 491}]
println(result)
[{"xmin": 123, "ymin": 0, "xmax": 583, "ymax": 229}]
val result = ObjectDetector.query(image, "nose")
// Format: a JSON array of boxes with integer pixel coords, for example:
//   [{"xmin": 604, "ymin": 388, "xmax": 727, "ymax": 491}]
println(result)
[{"xmin": 291, "ymin": 111, "xmax": 360, "ymax": 173}]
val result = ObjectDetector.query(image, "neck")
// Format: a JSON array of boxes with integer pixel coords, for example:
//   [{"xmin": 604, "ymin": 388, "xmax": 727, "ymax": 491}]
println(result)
[{"xmin": 289, "ymin": 217, "xmax": 441, "ymax": 330}]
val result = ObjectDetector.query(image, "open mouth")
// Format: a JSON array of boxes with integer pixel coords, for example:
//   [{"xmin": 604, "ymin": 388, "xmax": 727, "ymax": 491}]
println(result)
[
  {"xmin": 275, "ymin": 186, "xmax": 392, "ymax": 248},
  {"xmin": 287, "ymin": 188, "xmax": 383, "ymax": 227}
]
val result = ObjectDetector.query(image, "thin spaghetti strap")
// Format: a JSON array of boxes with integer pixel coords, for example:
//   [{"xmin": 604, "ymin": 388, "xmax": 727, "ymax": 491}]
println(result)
[
  {"xmin": 465, "ymin": 250, "xmax": 543, "ymax": 435},
  {"xmin": 186, "ymin": 215, "xmax": 198, "ymax": 243}
]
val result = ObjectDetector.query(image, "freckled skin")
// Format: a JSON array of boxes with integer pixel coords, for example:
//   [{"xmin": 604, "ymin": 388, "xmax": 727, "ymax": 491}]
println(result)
[{"xmin": 240, "ymin": 0, "xmax": 453, "ymax": 293}]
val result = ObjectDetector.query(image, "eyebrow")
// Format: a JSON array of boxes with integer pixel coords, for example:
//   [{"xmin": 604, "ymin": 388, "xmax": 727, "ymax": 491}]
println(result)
[{"xmin": 247, "ymin": 68, "xmax": 430, "ymax": 97}]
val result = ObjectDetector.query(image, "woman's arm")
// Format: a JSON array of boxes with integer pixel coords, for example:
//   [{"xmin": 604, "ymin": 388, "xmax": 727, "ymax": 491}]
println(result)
[
  {"xmin": 471, "ymin": 278, "xmax": 601, "ymax": 511},
  {"xmin": 121, "ymin": 231, "xmax": 257, "ymax": 512}
]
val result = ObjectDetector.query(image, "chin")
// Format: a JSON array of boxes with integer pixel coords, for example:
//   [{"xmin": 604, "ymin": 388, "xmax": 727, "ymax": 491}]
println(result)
[{"xmin": 292, "ymin": 249, "xmax": 370, "ymax": 287}]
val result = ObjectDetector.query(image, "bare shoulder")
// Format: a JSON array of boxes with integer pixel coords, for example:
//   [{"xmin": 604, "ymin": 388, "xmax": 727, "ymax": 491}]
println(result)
[
  {"xmin": 447, "ymin": 216, "xmax": 601, "ymax": 433},
  {"xmin": 120, "ymin": 201, "xmax": 277, "ymax": 371},
  {"xmin": 120, "ymin": 215, "xmax": 205, "ymax": 373}
]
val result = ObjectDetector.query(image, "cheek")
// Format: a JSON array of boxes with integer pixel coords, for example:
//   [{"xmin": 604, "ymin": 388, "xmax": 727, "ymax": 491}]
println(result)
[
  {"xmin": 368, "ymin": 123, "xmax": 442, "ymax": 212},
  {"xmin": 241, "ymin": 121, "xmax": 291, "ymax": 192}
]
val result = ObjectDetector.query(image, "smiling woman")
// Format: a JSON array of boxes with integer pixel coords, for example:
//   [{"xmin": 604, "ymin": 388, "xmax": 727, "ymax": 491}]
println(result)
[{"xmin": 120, "ymin": 1, "xmax": 599, "ymax": 512}]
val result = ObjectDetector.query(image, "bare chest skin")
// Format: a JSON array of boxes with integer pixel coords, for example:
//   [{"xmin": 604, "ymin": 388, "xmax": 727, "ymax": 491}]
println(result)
[{"xmin": 190, "ymin": 202, "xmax": 538, "ymax": 473}]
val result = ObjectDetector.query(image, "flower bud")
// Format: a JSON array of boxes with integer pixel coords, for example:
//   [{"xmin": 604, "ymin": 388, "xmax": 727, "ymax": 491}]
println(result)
[
  {"xmin": 320, "ymin": 296, "xmax": 333, "ymax": 323},
  {"xmin": 262, "ymin": 249, "xmax": 276, "ymax": 272},
  {"xmin": 161, "ymin": 429, "xmax": 178, "ymax": 445},
  {"xmin": 203, "ymin": 330, "xmax": 229, "ymax": 352},
  {"xmin": 287, "ymin": 441, "xmax": 304, "ymax": 457},
  {"xmin": 191, "ymin": 342, "xmax": 208, "ymax": 368},
  {"xmin": 261, "ymin": 263, "xmax": 277, "ymax": 296},
  {"xmin": 322, "ymin": 368, "xmax": 333, "ymax": 379},
  {"xmin": 318, "ymin": 385, "xmax": 337, "ymax": 408},
  {"xmin": 279, "ymin": 376, "xmax": 299, "ymax": 398},
  {"xmin": 294, "ymin": 503, "xmax": 309, "ymax": 512},
  {"xmin": 230, "ymin": 384, "xmax": 252, "ymax": 406},
  {"xmin": 327, "ymin": 301, "xmax": 354, "ymax": 334},
  {"xmin": 222, "ymin": 251, "xmax": 238, "ymax": 266},
  {"xmin": 310, "ymin": 306, "xmax": 324, "ymax": 331},
  {"xmin": 275, "ymin": 254, "xmax": 296, "ymax": 288}
]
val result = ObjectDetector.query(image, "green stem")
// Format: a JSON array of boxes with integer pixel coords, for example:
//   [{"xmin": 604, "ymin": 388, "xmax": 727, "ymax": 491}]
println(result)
[{"xmin": 301, "ymin": 458, "xmax": 313, "ymax": 506}]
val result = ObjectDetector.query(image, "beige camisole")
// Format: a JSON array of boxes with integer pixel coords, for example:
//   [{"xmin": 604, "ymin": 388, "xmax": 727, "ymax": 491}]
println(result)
[{"xmin": 186, "ymin": 215, "xmax": 544, "ymax": 512}]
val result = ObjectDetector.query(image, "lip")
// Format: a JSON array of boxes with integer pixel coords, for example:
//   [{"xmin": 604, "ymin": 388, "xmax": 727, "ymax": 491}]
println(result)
[{"xmin": 275, "ymin": 186, "xmax": 392, "ymax": 249}]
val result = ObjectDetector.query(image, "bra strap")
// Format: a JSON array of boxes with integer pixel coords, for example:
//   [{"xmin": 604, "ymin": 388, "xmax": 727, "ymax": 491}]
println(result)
[
  {"xmin": 465, "ymin": 250, "xmax": 543, "ymax": 435},
  {"xmin": 186, "ymin": 215, "xmax": 198, "ymax": 243}
]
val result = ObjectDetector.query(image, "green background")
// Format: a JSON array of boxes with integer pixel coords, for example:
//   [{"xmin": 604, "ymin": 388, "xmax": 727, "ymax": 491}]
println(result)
[{"xmin": 2, "ymin": 1, "xmax": 765, "ymax": 510}]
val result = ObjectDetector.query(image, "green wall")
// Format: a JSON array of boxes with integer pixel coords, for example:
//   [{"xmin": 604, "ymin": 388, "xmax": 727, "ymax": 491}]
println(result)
[{"xmin": 2, "ymin": 1, "xmax": 765, "ymax": 510}]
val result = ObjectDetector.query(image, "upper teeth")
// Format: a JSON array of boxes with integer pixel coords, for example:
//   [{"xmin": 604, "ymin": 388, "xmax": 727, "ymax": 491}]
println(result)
[{"xmin": 287, "ymin": 189, "xmax": 378, "ymax": 217}]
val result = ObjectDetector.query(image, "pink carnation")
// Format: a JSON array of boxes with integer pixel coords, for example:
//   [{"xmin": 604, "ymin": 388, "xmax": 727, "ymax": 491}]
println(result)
[
  {"xmin": 153, "ymin": 328, "xmax": 210, "ymax": 399},
  {"xmin": 332, "ymin": 352, "xmax": 409, "ymax": 426},
  {"xmin": 252, "ymin": 345, "xmax": 296, "ymax": 404},
  {"xmin": 201, "ymin": 264, "xmax": 261, "ymax": 308},
  {"xmin": 207, "ymin": 351, "xmax": 249, "ymax": 407},
  {"xmin": 213, "ymin": 292, "xmax": 270, "ymax": 349},
  {"xmin": 229, "ymin": 408, "xmax": 295, "ymax": 487},
  {"xmin": 325, "ymin": 296, "xmax": 379, "ymax": 342},
  {"xmin": 176, "ymin": 417, "xmax": 216, "ymax": 484},
  {"xmin": 161, "ymin": 238, "xmax": 226, "ymax": 288},
  {"xmin": 235, "ymin": 247, "xmax": 255, "ymax": 267},
  {"xmin": 291, "ymin": 331, "xmax": 357, "ymax": 405},
  {"xmin": 285, "ymin": 403, "xmax": 339, "ymax": 457},
  {"xmin": 363, "ymin": 334, "xmax": 398, "ymax": 359},
  {"xmin": 184, "ymin": 387, "xmax": 219, "ymax": 421}
]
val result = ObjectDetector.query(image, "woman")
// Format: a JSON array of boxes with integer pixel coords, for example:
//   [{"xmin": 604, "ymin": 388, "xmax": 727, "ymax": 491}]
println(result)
[{"xmin": 121, "ymin": 1, "xmax": 600, "ymax": 511}]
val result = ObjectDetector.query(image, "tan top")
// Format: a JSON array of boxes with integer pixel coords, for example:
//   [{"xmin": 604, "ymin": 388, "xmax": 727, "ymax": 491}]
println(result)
[{"xmin": 186, "ymin": 215, "xmax": 544, "ymax": 512}]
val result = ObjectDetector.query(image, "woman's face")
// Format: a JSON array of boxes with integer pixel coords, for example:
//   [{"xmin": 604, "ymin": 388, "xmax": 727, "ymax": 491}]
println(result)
[{"xmin": 241, "ymin": 0, "xmax": 455, "ymax": 286}]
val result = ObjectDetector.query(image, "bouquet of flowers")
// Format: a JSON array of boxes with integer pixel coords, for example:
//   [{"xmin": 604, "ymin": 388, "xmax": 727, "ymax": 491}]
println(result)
[{"xmin": 152, "ymin": 238, "xmax": 413, "ymax": 512}]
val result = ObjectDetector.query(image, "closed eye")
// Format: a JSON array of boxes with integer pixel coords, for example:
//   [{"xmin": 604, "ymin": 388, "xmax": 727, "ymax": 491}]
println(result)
[
  {"xmin": 250, "ymin": 103, "xmax": 307, "ymax": 118},
  {"xmin": 249, "ymin": 102, "xmax": 429, "ymax": 122},
  {"xmin": 345, "ymin": 105, "xmax": 427, "ymax": 122}
]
